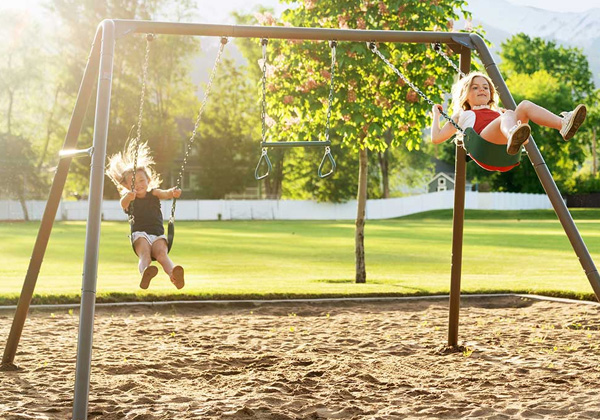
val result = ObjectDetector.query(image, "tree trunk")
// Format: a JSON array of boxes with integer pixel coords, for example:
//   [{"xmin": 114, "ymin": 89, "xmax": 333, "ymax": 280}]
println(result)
[
  {"xmin": 593, "ymin": 127, "xmax": 597, "ymax": 176},
  {"xmin": 378, "ymin": 129, "xmax": 393, "ymax": 198},
  {"xmin": 6, "ymin": 54, "xmax": 13, "ymax": 135},
  {"xmin": 378, "ymin": 149, "xmax": 390, "ymax": 198},
  {"xmin": 38, "ymin": 85, "xmax": 61, "ymax": 169},
  {"xmin": 355, "ymin": 142, "xmax": 368, "ymax": 283},
  {"xmin": 7, "ymin": 90, "xmax": 14, "ymax": 135},
  {"xmin": 264, "ymin": 149, "xmax": 284, "ymax": 199},
  {"xmin": 17, "ymin": 178, "xmax": 29, "ymax": 222}
]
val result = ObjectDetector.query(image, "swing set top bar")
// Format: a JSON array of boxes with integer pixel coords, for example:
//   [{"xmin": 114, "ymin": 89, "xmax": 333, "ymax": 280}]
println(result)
[{"xmin": 112, "ymin": 19, "xmax": 475, "ymax": 49}]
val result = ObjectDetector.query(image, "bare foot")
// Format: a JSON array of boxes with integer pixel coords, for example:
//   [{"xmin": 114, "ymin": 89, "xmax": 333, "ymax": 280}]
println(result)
[
  {"xmin": 140, "ymin": 265, "xmax": 159, "ymax": 289},
  {"xmin": 170, "ymin": 265, "xmax": 185, "ymax": 290}
]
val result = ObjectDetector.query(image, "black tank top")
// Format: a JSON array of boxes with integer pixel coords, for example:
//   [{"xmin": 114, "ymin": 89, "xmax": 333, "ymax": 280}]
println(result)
[{"xmin": 129, "ymin": 190, "xmax": 164, "ymax": 236}]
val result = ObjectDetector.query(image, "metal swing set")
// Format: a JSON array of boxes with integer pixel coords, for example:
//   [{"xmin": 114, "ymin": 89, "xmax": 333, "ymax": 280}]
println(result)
[{"xmin": 2, "ymin": 20, "xmax": 600, "ymax": 420}]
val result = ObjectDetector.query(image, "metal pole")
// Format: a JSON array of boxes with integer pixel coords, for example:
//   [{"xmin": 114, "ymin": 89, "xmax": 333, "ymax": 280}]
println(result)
[
  {"xmin": 1, "ymin": 27, "xmax": 103, "ymax": 369},
  {"xmin": 59, "ymin": 146, "xmax": 94, "ymax": 159},
  {"xmin": 447, "ymin": 49, "xmax": 471, "ymax": 348},
  {"xmin": 470, "ymin": 33, "xmax": 600, "ymax": 301},
  {"xmin": 72, "ymin": 19, "xmax": 116, "ymax": 420},
  {"xmin": 112, "ymin": 19, "xmax": 474, "ymax": 45}
]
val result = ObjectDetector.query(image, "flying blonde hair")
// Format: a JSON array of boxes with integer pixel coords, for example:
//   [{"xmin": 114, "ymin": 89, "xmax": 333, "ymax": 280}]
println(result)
[
  {"xmin": 450, "ymin": 71, "xmax": 499, "ymax": 113},
  {"xmin": 105, "ymin": 141, "xmax": 162, "ymax": 194}
]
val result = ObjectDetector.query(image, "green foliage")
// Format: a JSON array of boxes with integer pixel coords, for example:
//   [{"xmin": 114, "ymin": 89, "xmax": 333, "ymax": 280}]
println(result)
[
  {"xmin": 0, "ymin": 10, "xmax": 58, "ymax": 202},
  {"xmin": 282, "ymin": 144, "xmax": 364, "ymax": 202},
  {"xmin": 483, "ymin": 71, "xmax": 582, "ymax": 192},
  {"xmin": 0, "ymin": 11, "xmax": 44, "ymax": 137},
  {"xmin": 232, "ymin": 9, "xmax": 290, "ymax": 199},
  {"xmin": 0, "ymin": 133, "xmax": 46, "ymax": 202},
  {"xmin": 262, "ymin": 0, "xmax": 470, "ymax": 152},
  {"xmin": 465, "ymin": 34, "xmax": 598, "ymax": 193},
  {"xmin": 499, "ymin": 33, "xmax": 595, "ymax": 101},
  {"xmin": 582, "ymin": 94, "xmax": 600, "ymax": 176},
  {"xmin": 382, "ymin": 140, "xmax": 435, "ymax": 197},
  {"xmin": 191, "ymin": 58, "xmax": 260, "ymax": 199},
  {"xmin": 46, "ymin": 0, "xmax": 201, "ymax": 199},
  {"xmin": 433, "ymin": 34, "xmax": 597, "ymax": 194},
  {"xmin": 236, "ymin": 0, "xmax": 470, "ymax": 201},
  {"xmin": 564, "ymin": 172, "xmax": 600, "ymax": 195}
]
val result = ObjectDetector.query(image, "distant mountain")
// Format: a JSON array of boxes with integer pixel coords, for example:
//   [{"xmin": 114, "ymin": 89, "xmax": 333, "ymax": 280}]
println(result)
[{"xmin": 463, "ymin": 0, "xmax": 600, "ymax": 86}]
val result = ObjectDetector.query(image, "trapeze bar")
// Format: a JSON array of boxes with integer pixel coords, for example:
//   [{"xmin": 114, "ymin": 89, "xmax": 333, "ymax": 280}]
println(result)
[
  {"xmin": 112, "ymin": 19, "xmax": 474, "ymax": 47},
  {"xmin": 59, "ymin": 147, "xmax": 94, "ymax": 159},
  {"xmin": 261, "ymin": 141, "xmax": 332, "ymax": 148}
]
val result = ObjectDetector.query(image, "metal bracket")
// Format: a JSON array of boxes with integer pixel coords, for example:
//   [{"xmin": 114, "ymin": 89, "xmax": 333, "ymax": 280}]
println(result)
[
  {"xmin": 59, "ymin": 147, "xmax": 94, "ymax": 159},
  {"xmin": 451, "ymin": 34, "xmax": 476, "ymax": 50}
]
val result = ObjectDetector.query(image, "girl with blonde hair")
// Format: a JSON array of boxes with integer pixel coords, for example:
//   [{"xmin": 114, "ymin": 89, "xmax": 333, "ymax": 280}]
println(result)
[
  {"xmin": 431, "ymin": 72, "xmax": 586, "ymax": 167},
  {"xmin": 106, "ymin": 142, "xmax": 184, "ymax": 290}
]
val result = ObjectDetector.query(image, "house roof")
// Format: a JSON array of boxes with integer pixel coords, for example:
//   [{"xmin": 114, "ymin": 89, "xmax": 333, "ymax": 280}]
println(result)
[
  {"xmin": 428, "ymin": 172, "xmax": 455, "ymax": 185},
  {"xmin": 433, "ymin": 158, "xmax": 455, "ymax": 175}
]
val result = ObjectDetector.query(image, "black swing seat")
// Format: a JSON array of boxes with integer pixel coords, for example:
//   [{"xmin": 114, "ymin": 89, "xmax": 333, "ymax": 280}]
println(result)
[
  {"xmin": 166, "ymin": 219, "xmax": 174, "ymax": 253},
  {"xmin": 461, "ymin": 127, "xmax": 522, "ymax": 172}
]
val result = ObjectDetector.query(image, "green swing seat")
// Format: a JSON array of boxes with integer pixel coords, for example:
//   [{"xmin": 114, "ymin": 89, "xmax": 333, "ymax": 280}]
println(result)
[{"xmin": 461, "ymin": 127, "xmax": 522, "ymax": 172}]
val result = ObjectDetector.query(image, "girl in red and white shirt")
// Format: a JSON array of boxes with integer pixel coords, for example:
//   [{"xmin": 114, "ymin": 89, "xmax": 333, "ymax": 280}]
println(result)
[{"xmin": 431, "ymin": 72, "xmax": 586, "ymax": 158}]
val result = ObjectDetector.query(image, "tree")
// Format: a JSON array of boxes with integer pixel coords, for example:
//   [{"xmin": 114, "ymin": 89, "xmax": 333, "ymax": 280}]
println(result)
[
  {"xmin": 0, "ymin": 11, "xmax": 43, "ymax": 137},
  {"xmin": 0, "ymin": 11, "xmax": 50, "ymax": 213},
  {"xmin": 485, "ymin": 71, "xmax": 583, "ymax": 192},
  {"xmin": 191, "ymin": 58, "xmax": 261, "ymax": 199},
  {"xmin": 232, "ymin": 9, "xmax": 288, "ymax": 199},
  {"xmin": 254, "ymin": 0, "xmax": 470, "ymax": 283},
  {"xmin": 563, "ymin": 91, "xmax": 600, "ymax": 193},
  {"xmin": 0, "ymin": 133, "xmax": 44, "ymax": 220},
  {"xmin": 282, "ymin": 144, "xmax": 363, "ymax": 202},
  {"xmin": 46, "ymin": 0, "xmax": 201, "ymax": 199},
  {"xmin": 499, "ymin": 33, "xmax": 595, "ymax": 102},
  {"xmin": 489, "ymin": 34, "xmax": 597, "ymax": 193}
]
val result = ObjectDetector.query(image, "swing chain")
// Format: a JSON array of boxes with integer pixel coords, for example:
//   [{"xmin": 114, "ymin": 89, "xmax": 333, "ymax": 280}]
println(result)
[
  {"xmin": 368, "ymin": 42, "xmax": 464, "ymax": 135},
  {"xmin": 256, "ymin": 38, "xmax": 270, "ymax": 179},
  {"xmin": 171, "ymin": 36, "xmax": 228, "ymax": 221},
  {"xmin": 324, "ymin": 40, "xmax": 337, "ymax": 142},
  {"xmin": 431, "ymin": 43, "xmax": 466, "ymax": 78},
  {"xmin": 430, "ymin": 44, "xmax": 472, "ymax": 148},
  {"xmin": 260, "ymin": 38, "xmax": 268, "ymax": 143},
  {"xmin": 129, "ymin": 33, "xmax": 155, "ymax": 223},
  {"xmin": 261, "ymin": 38, "xmax": 269, "ymax": 160}
]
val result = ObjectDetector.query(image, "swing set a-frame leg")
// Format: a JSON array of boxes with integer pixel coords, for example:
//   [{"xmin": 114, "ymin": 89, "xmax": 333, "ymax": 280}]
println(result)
[
  {"xmin": 1, "ymin": 27, "xmax": 103, "ymax": 371},
  {"xmin": 447, "ymin": 34, "xmax": 600, "ymax": 349},
  {"xmin": 72, "ymin": 20, "xmax": 116, "ymax": 420},
  {"xmin": 447, "ymin": 50, "xmax": 471, "ymax": 349},
  {"xmin": 474, "ymin": 33, "xmax": 600, "ymax": 302}
]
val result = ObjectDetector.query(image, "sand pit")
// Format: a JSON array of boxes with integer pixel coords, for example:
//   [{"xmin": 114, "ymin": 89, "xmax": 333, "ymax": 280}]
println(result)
[{"xmin": 2, "ymin": 295, "xmax": 600, "ymax": 419}]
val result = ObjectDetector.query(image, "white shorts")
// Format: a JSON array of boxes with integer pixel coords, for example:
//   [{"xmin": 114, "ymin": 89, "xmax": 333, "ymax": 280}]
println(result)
[{"xmin": 131, "ymin": 231, "xmax": 168, "ymax": 247}]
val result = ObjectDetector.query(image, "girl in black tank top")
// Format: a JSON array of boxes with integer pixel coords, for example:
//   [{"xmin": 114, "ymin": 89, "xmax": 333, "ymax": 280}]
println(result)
[{"xmin": 105, "ymin": 142, "xmax": 185, "ymax": 290}]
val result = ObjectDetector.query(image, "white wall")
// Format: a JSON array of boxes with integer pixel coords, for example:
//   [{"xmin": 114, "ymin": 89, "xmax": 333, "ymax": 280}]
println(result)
[{"xmin": 0, "ymin": 191, "xmax": 555, "ymax": 221}]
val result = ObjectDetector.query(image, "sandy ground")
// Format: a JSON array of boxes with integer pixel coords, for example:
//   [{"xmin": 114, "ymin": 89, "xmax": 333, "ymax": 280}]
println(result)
[{"xmin": 1, "ymin": 295, "xmax": 600, "ymax": 419}]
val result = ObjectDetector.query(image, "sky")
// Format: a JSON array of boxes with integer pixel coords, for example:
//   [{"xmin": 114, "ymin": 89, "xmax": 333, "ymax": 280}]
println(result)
[{"xmin": 0, "ymin": 0, "xmax": 597, "ymax": 21}]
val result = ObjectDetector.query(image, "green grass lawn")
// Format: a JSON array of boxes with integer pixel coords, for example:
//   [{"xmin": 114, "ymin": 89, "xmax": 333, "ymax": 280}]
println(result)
[{"xmin": 2, "ymin": 209, "xmax": 600, "ymax": 304}]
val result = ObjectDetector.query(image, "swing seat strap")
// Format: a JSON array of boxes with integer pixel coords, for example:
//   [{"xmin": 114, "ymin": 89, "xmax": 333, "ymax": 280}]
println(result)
[{"xmin": 167, "ymin": 219, "xmax": 174, "ymax": 253}]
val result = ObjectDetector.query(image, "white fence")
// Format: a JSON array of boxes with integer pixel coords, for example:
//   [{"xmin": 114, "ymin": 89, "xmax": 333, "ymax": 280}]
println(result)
[{"xmin": 0, "ymin": 191, "xmax": 555, "ymax": 221}]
